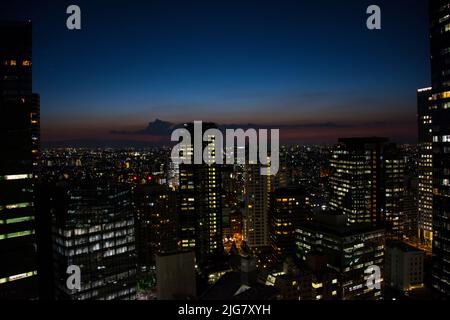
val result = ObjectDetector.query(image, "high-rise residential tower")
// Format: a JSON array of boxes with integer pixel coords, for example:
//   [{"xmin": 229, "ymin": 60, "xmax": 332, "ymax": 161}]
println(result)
[
  {"xmin": 417, "ymin": 87, "xmax": 433, "ymax": 245},
  {"xmin": 0, "ymin": 21, "xmax": 39, "ymax": 299},
  {"xmin": 178, "ymin": 123, "xmax": 223, "ymax": 274},
  {"xmin": 244, "ymin": 164, "xmax": 271, "ymax": 249}
]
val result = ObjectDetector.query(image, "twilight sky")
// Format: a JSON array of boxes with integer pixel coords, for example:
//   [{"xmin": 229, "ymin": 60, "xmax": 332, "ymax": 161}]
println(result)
[{"xmin": 1, "ymin": 0, "xmax": 431, "ymax": 144}]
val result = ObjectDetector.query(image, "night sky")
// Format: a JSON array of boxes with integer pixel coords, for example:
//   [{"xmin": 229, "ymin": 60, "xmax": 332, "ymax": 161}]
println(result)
[{"xmin": 1, "ymin": 0, "xmax": 430, "ymax": 144}]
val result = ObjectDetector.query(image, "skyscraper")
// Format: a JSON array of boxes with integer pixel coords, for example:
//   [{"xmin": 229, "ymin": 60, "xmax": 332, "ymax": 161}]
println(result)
[
  {"xmin": 329, "ymin": 138, "xmax": 389, "ymax": 225},
  {"xmin": 49, "ymin": 180, "xmax": 137, "ymax": 300},
  {"xmin": 0, "ymin": 21, "xmax": 39, "ymax": 299},
  {"xmin": 178, "ymin": 123, "xmax": 223, "ymax": 274},
  {"xmin": 134, "ymin": 183, "xmax": 178, "ymax": 271},
  {"xmin": 244, "ymin": 164, "xmax": 271, "ymax": 249},
  {"xmin": 417, "ymin": 87, "xmax": 433, "ymax": 245},
  {"xmin": 429, "ymin": 0, "xmax": 450, "ymax": 297},
  {"xmin": 329, "ymin": 138, "xmax": 405, "ymax": 239},
  {"xmin": 384, "ymin": 144, "xmax": 406, "ymax": 240},
  {"xmin": 270, "ymin": 187, "xmax": 311, "ymax": 262}
]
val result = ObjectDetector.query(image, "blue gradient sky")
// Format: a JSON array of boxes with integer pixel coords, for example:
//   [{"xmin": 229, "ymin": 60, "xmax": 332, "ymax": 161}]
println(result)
[{"xmin": 1, "ymin": 0, "xmax": 431, "ymax": 143}]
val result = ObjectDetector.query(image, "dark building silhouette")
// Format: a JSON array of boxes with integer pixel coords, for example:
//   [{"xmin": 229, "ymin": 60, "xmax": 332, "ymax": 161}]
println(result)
[
  {"xmin": 134, "ymin": 183, "xmax": 178, "ymax": 271},
  {"xmin": 429, "ymin": 0, "xmax": 450, "ymax": 297},
  {"xmin": 0, "ymin": 21, "xmax": 39, "ymax": 299}
]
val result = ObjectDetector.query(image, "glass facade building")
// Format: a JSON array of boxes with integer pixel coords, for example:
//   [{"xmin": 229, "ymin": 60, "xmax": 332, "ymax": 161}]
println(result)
[
  {"xmin": 429, "ymin": 0, "xmax": 450, "ymax": 297},
  {"xmin": 51, "ymin": 181, "xmax": 137, "ymax": 300},
  {"xmin": 0, "ymin": 21, "xmax": 39, "ymax": 299}
]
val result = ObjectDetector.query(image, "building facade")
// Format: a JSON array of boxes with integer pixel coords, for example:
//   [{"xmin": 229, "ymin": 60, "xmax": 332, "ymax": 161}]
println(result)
[
  {"xmin": 270, "ymin": 187, "xmax": 311, "ymax": 262},
  {"xmin": 385, "ymin": 241, "xmax": 424, "ymax": 292},
  {"xmin": 329, "ymin": 138, "xmax": 405, "ymax": 239},
  {"xmin": 296, "ymin": 215, "xmax": 385, "ymax": 300},
  {"xmin": 0, "ymin": 21, "xmax": 39, "ymax": 299},
  {"xmin": 178, "ymin": 123, "xmax": 223, "ymax": 273},
  {"xmin": 244, "ymin": 164, "xmax": 271, "ymax": 248},
  {"xmin": 429, "ymin": 0, "xmax": 450, "ymax": 297},
  {"xmin": 51, "ymin": 181, "xmax": 137, "ymax": 300},
  {"xmin": 417, "ymin": 87, "xmax": 434, "ymax": 244}
]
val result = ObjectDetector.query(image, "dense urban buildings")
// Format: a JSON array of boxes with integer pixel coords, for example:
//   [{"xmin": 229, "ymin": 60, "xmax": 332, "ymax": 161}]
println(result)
[
  {"xmin": 1, "ymin": 0, "xmax": 448, "ymax": 304},
  {"xmin": 0, "ymin": 21, "xmax": 39, "ymax": 299},
  {"xmin": 259, "ymin": 256, "xmax": 339, "ymax": 300},
  {"xmin": 429, "ymin": 0, "xmax": 450, "ymax": 297}
]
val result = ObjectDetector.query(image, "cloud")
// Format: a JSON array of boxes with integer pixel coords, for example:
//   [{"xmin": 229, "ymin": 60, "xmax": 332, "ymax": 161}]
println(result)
[
  {"xmin": 111, "ymin": 119, "xmax": 179, "ymax": 136},
  {"xmin": 110, "ymin": 119, "xmax": 356, "ymax": 137}
]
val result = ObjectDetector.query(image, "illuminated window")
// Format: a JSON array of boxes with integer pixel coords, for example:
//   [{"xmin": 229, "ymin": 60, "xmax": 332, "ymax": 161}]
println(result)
[
  {"xmin": 312, "ymin": 282, "xmax": 323, "ymax": 289},
  {"xmin": 22, "ymin": 60, "xmax": 31, "ymax": 66},
  {"xmin": 0, "ymin": 230, "xmax": 34, "ymax": 241},
  {"xmin": 5, "ymin": 216, "xmax": 34, "ymax": 224},
  {"xmin": 0, "ymin": 174, "xmax": 32, "ymax": 181},
  {"xmin": 0, "ymin": 271, "xmax": 37, "ymax": 284}
]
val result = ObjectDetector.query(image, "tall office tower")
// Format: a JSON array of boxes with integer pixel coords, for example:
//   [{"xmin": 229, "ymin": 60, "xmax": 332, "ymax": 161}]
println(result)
[
  {"xmin": 178, "ymin": 123, "xmax": 223, "ymax": 273},
  {"xmin": 50, "ymin": 180, "xmax": 137, "ymax": 300},
  {"xmin": 429, "ymin": 0, "xmax": 450, "ymax": 297},
  {"xmin": 384, "ymin": 144, "xmax": 406, "ymax": 240},
  {"xmin": 417, "ymin": 87, "xmax": 434, "ymax": 244},
  {"xmin": 0, "ymin": 21, "xmax": 39, "ymax": 299},
  {"xmin": 329, "ymin": 138, "xmax": 405, "ymax": 236},
  {"xmin": 329, "ymin": 138, "xmax": 388, "ymax": 225},
  {"xmin": 244, "ymin": 164, "xmax": 271, "ymax": 249},
  {"xmin": 296, "ymin": 214, "xmax": 385, "ymax": 300},
  {"xmin": 134, "ymin": 183, "xmax": 178, "ymax": 271},
  {"xmin": 270, "ymin": 187, "xmax": 311, "ymax": 262}
]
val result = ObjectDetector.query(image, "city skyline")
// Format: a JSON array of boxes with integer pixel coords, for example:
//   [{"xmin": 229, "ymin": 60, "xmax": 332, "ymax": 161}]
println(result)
[
  {"xmin": 2, "ymin": 0, "xmax": 450, "ymax": 306},
  {"xmin": 1, "ymin": 0, "xmax": 430, "ymax": 144}
]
